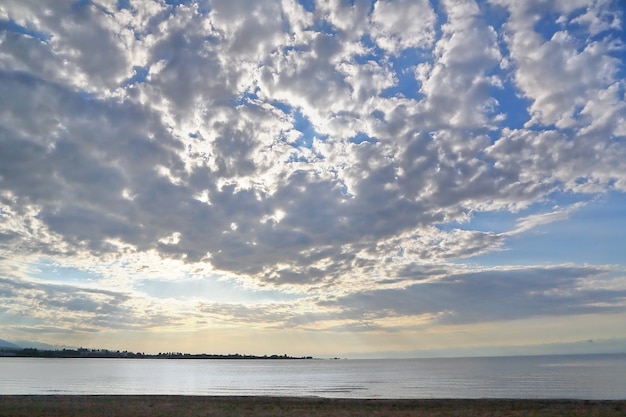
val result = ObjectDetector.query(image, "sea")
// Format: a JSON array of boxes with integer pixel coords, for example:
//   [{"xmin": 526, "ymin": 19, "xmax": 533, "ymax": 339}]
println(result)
[{"xmin": 1, "ymin": 353, "xmax": 625, "ymax": 399}]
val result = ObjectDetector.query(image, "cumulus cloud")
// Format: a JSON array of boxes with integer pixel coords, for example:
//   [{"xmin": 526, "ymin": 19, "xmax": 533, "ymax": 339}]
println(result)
[
  {"xmin": 0, "ymin": 0, "xmax": 625, "ymax": 350},
  {"xmin": 494, "ymin": 0, "xmax": 624, "ymax": 130},
  {"xmin": 371, "ymin": 0, "xmax": 436, "ymax": 53}
]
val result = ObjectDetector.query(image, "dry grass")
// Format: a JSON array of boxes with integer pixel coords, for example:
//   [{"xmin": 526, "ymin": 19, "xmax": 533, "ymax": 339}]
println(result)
[{"xmin": 0, "ymin": 396, "xmax": 625, "ymax": 417}]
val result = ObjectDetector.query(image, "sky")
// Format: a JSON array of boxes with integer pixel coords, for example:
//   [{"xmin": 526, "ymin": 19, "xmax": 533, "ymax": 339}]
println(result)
[{"xmin": 0, "ymin": 0, "xmax": 625, "ymax": 358}]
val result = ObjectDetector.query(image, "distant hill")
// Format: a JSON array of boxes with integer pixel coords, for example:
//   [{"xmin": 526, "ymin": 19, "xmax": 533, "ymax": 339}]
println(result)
[
  {"xmin": 1, "ymin": 339, "xmax": 75, "ymax": 351},
  {"xmin": 13, "ymin": 340, "xmax": 74, "ymax": 350},
  {"xmin": 0, "ymin": 338, "xmax": 20, "ymax": 350}
]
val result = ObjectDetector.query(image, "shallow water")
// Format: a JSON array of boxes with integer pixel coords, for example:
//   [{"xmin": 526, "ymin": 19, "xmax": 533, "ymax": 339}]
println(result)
[{"xmin": 1, "ymin": 353, "xmax": 625, "ymax": 399}]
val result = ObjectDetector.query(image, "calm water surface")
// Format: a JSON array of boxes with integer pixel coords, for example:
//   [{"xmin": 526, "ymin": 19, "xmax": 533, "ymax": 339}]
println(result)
[{"xmin": 1, "ymin": 354, "xmax": 625, "ymax": 399}]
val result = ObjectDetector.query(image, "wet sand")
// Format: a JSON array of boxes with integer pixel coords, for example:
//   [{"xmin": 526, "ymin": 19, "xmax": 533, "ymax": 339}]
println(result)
[{"xmin": 1, "ymin": 396, "xmax": 625, "ymax": 417}]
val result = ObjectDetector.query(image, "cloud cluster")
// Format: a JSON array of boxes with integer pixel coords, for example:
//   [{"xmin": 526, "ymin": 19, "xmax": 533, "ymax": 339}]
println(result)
[{"xmin": 1, "ymin": 0, "xmax": 625, "ymax": 349}]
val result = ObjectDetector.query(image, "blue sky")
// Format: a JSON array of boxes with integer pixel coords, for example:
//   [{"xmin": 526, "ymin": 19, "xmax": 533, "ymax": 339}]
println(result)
[{"xmin": 0, "ymin": 0, "xmax": 625, "ymax": 358}]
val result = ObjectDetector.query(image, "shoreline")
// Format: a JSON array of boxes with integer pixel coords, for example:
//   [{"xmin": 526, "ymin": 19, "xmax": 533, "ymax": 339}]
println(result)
[{"xmin": 1, "ymin": 395, "xmax": 625, "ymax": 416}]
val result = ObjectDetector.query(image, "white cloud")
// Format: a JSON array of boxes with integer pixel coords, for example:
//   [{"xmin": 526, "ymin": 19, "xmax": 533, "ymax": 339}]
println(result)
[
  {"xmin": 316, "ymin": 0, "xmax": 371, "ymax": 36},
  {"xmin": 509, "ymin": 202, "xmax": 586, "ymax": 235},
  {"xmin": 570, "ymin": 0, "xmax": 622, "ymax": 35},
  {"xmin": 416, "ymin": 0, "xmax": 503, "ymax": 129},
  {"xmin": 371, "ymin": 0, "xmax": 436, "ymax": 53},
  {"xmin": 495, "ymin": 0, "xmax": 624, "ymax": 130}
]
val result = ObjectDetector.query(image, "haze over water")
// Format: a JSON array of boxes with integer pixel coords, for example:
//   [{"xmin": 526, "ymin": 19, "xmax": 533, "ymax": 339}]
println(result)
[{"xmin": 2, "ymin": 354, "xmax": 625, "ymax": 399}]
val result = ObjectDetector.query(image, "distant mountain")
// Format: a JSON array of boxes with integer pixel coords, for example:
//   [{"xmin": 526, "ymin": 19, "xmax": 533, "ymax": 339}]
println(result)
[
  {"xmin": 0, "ymin": 338, "xmax": 20, "ymax": 350},
  {"xmin": 14, "ymin": 340, "xmax": 74, "ymax": 350}
]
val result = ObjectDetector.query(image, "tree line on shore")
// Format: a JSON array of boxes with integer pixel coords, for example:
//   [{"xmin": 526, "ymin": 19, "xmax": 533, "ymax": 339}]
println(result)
[{"xmin": 0, "ymin": 347, "xmax": 313, "ymax": 360}]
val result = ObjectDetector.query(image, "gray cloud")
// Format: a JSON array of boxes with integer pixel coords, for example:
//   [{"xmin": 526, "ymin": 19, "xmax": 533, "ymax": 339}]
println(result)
[
  {"xmin": 321, "ymin": 265, "xmax": 626, "ymax": 326},
  {"xmin": 0, "ymin": 275, "xmax": 188, "ymax": 335}
]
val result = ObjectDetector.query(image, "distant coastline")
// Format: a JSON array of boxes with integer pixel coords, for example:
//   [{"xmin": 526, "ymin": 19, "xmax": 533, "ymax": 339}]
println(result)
[{"xmin": 0, "ymin": 347, "xmax": 313, "ymax": 360}]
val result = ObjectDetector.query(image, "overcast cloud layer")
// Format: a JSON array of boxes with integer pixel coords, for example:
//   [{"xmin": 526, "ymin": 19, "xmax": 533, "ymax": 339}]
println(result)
[{"xmin": 1, "ymin": 0, "xmax": 625, "ymax": 356}]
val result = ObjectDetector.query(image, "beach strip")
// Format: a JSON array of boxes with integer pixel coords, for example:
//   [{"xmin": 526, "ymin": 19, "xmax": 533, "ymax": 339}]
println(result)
[{"xmin": 1, "ymin": 395, "xmax": 625, "ymax": 417}]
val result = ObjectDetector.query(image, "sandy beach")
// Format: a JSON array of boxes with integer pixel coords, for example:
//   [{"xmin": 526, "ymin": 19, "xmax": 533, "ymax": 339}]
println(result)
[{"xmin": 1, "ymin": 396, "xmax": 625, "ymax": 417}]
